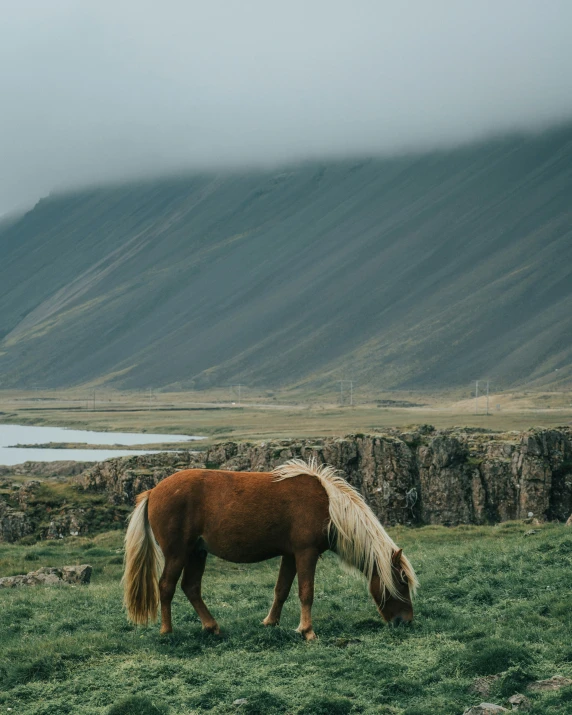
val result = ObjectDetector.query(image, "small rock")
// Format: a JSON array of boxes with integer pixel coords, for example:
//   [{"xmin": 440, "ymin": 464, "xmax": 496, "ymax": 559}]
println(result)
[
  {"xmin": 566, "ymin": 514, "xmax": 572, "ymax": 526},
  {"xmin": 233, "ymin": 699, "xmax": 248, "ymax": 706},
  {"xmin": 523, "ymin": 530, "xmax": 537, "ymax": 536},
  {"xmin": 0, "ymin": 564, "xmax": 92, "ymax": 588},
  {"xmin": 61, "ymin": 565, "xmax": 93, "ymax": 584},
  {"xmin": 463, "ymin": 704, "xmax": 508, "ymax": 714},
  {"xmin": 528, "ymin": 675, "xmax": 572, "ymax": 691},
  {"xmin": 507, "ymin": 693, "xmax": 530, "ymax": 711}
]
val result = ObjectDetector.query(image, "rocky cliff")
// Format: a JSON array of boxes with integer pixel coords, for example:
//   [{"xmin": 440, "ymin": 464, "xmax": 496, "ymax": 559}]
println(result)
[{"xmin": 78, "ymin": 427, "xmax": 572, "ymax": 526}]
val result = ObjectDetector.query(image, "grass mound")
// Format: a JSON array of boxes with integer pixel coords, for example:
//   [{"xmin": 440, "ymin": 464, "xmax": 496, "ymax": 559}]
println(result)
[{"xmin": 461, "ymin": 638, "xmax": 533, "ymax": 676}]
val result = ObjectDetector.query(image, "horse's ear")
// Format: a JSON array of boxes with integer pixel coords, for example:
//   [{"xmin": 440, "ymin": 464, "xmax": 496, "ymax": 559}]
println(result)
[{"xmin": 392, "ymin": 548, "xmax": 403, "ymax": 566}]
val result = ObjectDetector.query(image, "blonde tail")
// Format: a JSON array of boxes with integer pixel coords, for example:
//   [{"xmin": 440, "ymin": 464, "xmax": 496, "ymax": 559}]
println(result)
[{"xmin": 122, "ymin": 490, "xmax": 164, "ymax": 625}]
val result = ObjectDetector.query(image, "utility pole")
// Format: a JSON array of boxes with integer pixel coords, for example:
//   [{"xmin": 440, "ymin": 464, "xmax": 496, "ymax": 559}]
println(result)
[
  {"xmin": 475, "ymin": 380, "xmax": 479, "ymax": 415},
  {"xmin": 339, "ymin": 380, "xmax": 354, "ymax": 406},
  {"xmin": 93, "ymin": 390, "xmax": 96, "ymax": 411},
  {"xmin": 486, "ymin": 381, "xmax": 490, "ymax": 416},
  {"xmin": 148, "ymin": 388, "xmax": 152, "ymax": 411}
]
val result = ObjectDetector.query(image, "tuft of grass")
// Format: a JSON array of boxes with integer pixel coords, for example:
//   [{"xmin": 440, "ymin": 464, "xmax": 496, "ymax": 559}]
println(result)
[
  {"xmin": 494, "ymin": 665, "xmax": 535, "ymax": 698},
  {"xmin": 461, "ymin": 638, "xmax": 533, "ymax": 676}
]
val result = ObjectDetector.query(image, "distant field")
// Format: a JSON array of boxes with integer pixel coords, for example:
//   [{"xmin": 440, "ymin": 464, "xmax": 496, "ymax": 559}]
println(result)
[
  {"xmin": 1, "ymin": 522, "xmax": 572, "ymax": 714},
  {"xmin": 1, "ymin": 389, "xmax": 571, "ymax": 445}
]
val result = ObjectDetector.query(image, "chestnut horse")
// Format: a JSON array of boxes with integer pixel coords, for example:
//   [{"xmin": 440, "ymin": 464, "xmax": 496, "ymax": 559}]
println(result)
[{"xmin": 123, "ymin": 459, "xmax": 418, "ymax": 640}]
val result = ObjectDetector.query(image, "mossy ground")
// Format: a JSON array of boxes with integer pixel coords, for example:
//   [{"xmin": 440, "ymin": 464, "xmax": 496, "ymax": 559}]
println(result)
[{"xmin": 1, "ymin": 523, "xmax": 572, "ymax": 714}]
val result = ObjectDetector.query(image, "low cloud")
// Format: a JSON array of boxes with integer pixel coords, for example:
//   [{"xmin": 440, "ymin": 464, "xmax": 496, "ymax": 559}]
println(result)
[{"xmin": 1, "ymin": 0, "xmax": 572, "ymax": 213}]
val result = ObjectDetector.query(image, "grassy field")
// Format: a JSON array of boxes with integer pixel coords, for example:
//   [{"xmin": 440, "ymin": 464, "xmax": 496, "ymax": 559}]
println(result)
[
  {"xmin": 1, "ymin": 389, "xmax": 571, "ymax": 444},
  {"xmin": 1, "ymin": 522, "xmax": 572, "ymax": 714}
]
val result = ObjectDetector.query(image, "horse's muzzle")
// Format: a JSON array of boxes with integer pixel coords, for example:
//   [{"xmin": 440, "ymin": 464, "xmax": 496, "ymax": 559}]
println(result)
[{"xmin": 391, "ymin": 615, "xmax": 412, "ymax": 627}]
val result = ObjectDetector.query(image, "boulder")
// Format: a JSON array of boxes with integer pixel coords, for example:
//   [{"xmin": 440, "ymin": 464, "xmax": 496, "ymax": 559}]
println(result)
[{"xmin": 0, "ymin": 564, "xmax": 92, "ymax": 588}]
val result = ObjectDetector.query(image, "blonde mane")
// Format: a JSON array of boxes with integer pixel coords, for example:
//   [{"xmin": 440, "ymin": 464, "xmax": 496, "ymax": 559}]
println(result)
[{"xmin": 272, "ymin": 458, "xmax": 418, "ymax": 599}]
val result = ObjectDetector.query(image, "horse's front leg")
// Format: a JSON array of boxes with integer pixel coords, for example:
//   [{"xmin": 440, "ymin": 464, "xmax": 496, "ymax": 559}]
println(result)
[
  {"xmin": 263, "ymin": 554, "xmax": 296, "ymax": 626},
  {"xmin": 294, "ymin": 549, "xmax": 319, "ymax": 641}
]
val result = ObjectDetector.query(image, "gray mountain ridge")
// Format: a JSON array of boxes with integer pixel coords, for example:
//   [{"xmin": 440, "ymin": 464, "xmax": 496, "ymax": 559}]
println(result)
[{"xmin": 1, "ymin": 123, "xmax": 571, "ymax": 391}]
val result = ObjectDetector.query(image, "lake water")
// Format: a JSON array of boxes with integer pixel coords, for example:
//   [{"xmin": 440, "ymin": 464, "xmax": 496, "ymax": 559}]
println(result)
[{"xmin": 0, "ymin": 424, "xmax": 202, "ymax": 466}]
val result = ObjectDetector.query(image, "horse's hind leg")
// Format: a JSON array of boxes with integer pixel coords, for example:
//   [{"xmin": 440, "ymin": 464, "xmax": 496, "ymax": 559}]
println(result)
[
  {"xmin": 159, "ymin": 556, "xmax": 185, "ymax": 635},
  {"xmin": 294, "ymin": 548, "xmax": 319, "ymax": 641},
  {"xmin": 181, "ymin": 541, "xmax": 220, "ymax": 634},
  {"xmin": 263, "ymin": 554, "xmax": 296, "ymax": 626}
]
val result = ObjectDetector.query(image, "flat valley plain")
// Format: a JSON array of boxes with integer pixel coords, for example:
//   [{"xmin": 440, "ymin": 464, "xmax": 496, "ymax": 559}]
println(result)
[{"xmin": 1, "ymin": 388, "xmax": 571, "ymax": 445}]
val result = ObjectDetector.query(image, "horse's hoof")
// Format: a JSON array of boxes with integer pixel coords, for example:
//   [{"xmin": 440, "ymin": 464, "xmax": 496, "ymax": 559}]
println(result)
[
  {"xmin": 203, "ymin": 624, "xmax": 221, "ymax": 635},
  {"xmin": 296, "ymin": 626, "xmax": 317, "ymax": 641},
  {"xmin": 262, "ymin": 618, "xmax": 279, "ymax": 627}
]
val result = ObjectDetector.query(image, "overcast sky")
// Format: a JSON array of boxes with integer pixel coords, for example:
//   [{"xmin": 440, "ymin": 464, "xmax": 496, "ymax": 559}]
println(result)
[{"xmin": 1, "ymin": 1, "xmax": 572, "ymax": 214}]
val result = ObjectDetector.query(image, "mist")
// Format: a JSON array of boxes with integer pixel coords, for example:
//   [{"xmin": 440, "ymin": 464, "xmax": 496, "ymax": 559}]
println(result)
[{"xmin": 1, "ymin": 0, "xmax": 572, "ymax": 214}]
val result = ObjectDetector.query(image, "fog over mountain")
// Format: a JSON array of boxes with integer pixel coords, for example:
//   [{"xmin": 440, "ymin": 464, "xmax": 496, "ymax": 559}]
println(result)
[{"xmin": 2, "ymin": 1, "xmax": 572, "ymax": 214}]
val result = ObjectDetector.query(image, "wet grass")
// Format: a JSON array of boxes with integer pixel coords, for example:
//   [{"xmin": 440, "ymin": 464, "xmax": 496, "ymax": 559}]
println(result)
[{"xmin": 1, "ymin": 523, "xmax": 571, "ymax": 713}]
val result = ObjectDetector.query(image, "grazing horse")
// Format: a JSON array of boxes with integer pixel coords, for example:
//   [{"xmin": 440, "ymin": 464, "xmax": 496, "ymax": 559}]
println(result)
[{"xmin": 123, "ymin": 459, "xmax": 418, "ymax": 639}]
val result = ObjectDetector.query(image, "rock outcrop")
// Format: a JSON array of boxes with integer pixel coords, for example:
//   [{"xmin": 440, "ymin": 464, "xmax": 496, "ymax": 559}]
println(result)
[
  {"xmin": 0, "ymin": 498, "xmax": 33, "ymax": 542},
  {"xmin": 0, "ymin": 564, "xmax": 92, "ymax": 588},
  {"xmin": 77, "ymin": 427, "xmax": 572, "ymax": 526},
  {"xmin": 46, "ymin": 510, "xmax": 87, "ymax": 539},
  {"xmin": 0, "ymin": 460, "xmax": 94, "ymax": 478},
  {"xmin": 79, "ymin": 451, "xmax": 203, "ymax": 505}
]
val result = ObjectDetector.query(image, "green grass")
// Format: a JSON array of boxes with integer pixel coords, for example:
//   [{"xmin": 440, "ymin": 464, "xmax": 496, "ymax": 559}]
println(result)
[{"xmin": 1, "ymin": 523, "xmax": 572, "ymax": 714}]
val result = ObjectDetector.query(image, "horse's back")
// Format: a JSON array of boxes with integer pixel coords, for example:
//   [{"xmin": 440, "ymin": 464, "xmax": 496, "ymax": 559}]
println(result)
[{"xmin": 147, "ymin": 468, "xmax": 330, "ymax": 562}]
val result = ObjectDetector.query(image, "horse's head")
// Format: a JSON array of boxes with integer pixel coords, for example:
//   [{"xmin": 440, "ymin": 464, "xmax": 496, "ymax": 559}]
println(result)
[{"xmin": 369, "ymin": 548, "xmax": 414, "ymax": 626}]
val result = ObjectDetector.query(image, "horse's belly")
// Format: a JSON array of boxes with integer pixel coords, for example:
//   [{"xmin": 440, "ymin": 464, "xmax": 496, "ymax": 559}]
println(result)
[{"xmin": 202, "ymin": 536, "xmax": 283, "ymax": 563}]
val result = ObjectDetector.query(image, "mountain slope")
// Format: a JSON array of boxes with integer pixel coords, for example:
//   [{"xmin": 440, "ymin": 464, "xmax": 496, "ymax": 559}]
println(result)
[{"xmin": 1, "ymin": 124, "xmax": 571, "ymax": 391}]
